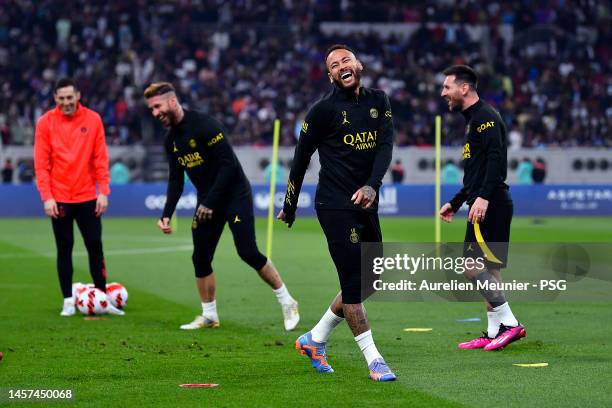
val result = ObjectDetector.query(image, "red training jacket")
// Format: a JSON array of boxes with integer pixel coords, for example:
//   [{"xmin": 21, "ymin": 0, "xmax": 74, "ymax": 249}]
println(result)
[{"xmin": 34, "ymin": 104, "xmax": 110, "ymax": 203}]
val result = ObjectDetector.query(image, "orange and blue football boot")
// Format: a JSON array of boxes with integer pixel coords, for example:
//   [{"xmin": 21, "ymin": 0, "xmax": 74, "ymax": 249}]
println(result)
[{"xmin": 295, "ymin": 332, "xmax": 333, "ymax": 373}]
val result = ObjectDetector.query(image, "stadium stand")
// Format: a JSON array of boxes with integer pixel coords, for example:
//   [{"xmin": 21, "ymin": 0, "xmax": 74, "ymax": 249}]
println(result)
[{"xmin": 0, "ymin": 0, "xmax": 609, "ymax": 152}]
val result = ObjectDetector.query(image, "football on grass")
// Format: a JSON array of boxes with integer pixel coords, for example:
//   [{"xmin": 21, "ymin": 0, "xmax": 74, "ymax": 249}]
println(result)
[
  {"xmin": 76, "ymin": 288, "xmax": 108, "ymax": 315},
  {"xmin": 106, "ymin": 282, "xmax": 128, "ymax": 309},
  {"xmin": 71, "ymin": 282, "xmax": 90, "ymax": 300}
]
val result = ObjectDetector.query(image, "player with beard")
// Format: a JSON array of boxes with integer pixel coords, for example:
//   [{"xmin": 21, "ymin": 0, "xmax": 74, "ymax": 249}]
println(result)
[
  {"xmin": 439, "ymin": 65, "xmax": 525, "ymax": 350},
  {"xmin": 277, "ymin": 45, "xmax": 396, "ymax": 381},
  {"xmin": 144, "ymin": 82, "xmax": 299, "ymax": 332}
]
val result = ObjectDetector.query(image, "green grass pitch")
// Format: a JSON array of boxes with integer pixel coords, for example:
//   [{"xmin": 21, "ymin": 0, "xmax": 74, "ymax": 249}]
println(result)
[{"xmin": 1, "ymin": 217, "xmax": 611, "ymax": 407}]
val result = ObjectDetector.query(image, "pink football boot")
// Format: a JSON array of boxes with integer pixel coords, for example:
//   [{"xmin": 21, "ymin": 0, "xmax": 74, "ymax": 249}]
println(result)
[
  {"xmin": 458, "ymin": 332, "xmax": 493, "ymax": 349},
  {"xmin": 484, "ymin": 324, "xmax": 526, "ymax": 351}
]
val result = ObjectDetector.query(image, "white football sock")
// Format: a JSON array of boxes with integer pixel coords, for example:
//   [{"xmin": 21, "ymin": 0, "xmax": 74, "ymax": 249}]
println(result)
[
  {"xmin": 64, "ymin": 297, "xmax": 74, "ymax": 306},
  {"xmin": 311, "ymin": 308, "xmax": 344, "ymax": 343},
  {"xmin": 273, "ymin": 284, "xmax": 295, "ymax": 305},
  {"xmin": 202, "ymin": 300, "xmax": 219, "ymax": 321},
  {"xmin": 487, "ymin": 310, "xmax": 501, "ymax": 338},
  {"xmin": 355, "ymin": 330, "xmax": 383, "ymax": 366},
  {"xmin": 493, "ymin": 302, "xmax": 519, "ymax": 327}
]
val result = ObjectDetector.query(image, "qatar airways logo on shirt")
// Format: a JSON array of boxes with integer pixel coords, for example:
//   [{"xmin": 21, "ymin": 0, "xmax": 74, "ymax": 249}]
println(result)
[
  {"xmin": 178, "ymin": 152, "xmax": 204, "ymax": 168},
  {"xmin": 343, "ymin": 130, "xmax": 378, "ymax": 151}
]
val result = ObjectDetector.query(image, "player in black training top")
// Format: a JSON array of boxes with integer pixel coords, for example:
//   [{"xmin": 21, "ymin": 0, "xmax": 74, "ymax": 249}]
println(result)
[
  {"xmin": 144, "ymin": 82, "xmax": 299, "ymax": 332},
  {"xmin": 277, "ymin": 45, "xmax": 396, "ymax": 381},
  {"xmin": 439, "ymin": 65, "xmax": 526, "ymax": 351}
]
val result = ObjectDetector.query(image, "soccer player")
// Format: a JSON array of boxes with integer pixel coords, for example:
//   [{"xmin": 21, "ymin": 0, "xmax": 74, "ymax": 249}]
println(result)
[
  {"xmin": 34, "ymin": 78, "xmax": 123, "ymax": 316},
  {"xmin": 144, "ymin": 82, "xmax": 299, "ymax": 331},
  {"xmin": 278, "ymin": 45, "xmax": 396, "ymax": 381},
  {"xmin": 439, "ymin": 65, "xmax": 526, "ymax": 350}
]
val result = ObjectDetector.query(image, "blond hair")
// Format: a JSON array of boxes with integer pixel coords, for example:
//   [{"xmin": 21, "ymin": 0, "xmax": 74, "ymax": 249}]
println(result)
[{"xmin": 143, "ymin": 82, "xmax": 176, "ymax": 98}]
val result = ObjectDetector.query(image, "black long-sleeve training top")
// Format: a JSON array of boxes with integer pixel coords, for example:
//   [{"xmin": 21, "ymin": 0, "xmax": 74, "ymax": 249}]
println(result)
[
  {"xmin": 449, "ymin": 99, "xmax": 509, "ymax": 212},
  {"xmin": 283, "ymin": 85, "xmax": 394, "ymax": 215},
  {"xmin": 161, "ymin": 109, "xmax": 251, "ymax": 219}
]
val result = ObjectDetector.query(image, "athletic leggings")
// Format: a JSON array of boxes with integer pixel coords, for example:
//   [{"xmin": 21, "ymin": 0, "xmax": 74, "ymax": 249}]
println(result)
[{"xmin": 51, "ymin": 200, "xmax": 106, "ymax": 298}]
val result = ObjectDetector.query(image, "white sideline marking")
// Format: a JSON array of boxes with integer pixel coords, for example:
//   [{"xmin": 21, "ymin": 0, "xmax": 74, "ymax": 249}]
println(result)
[{"xmin": 0, "ymin": 245, "xmax": 193, "ymax": 259}]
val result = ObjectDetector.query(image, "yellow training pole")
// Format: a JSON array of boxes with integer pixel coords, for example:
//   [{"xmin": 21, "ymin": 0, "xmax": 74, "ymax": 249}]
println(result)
[
  {"xmin": 435, "ymin": 115, "xmax": 441, "ymax": 244},
  {"xmin": 266, "ymin": 119, "xmax": 281, "ymax": 258}
]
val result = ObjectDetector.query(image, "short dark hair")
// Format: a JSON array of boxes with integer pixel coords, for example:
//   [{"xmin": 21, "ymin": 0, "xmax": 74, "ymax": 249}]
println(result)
[
  {"xmin": 442, "ymin": 65, "xmax": 478, "ymax": 90},
  {"xmin": 324, "ymin": 44, "xmax": 356, "ymax": 64},
  {"xmin": 54, "ymin": 78, "xmax": 79, "ymax": 93},
  {"xmin": 143, "ymin": 82, "xmax": 176, "ymax": 98}
]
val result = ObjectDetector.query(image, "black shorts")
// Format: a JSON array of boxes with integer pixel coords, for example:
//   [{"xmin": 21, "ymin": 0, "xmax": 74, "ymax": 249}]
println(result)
[
  {"xmin": 317, "ymin": 209, "xmax": 382, "ymax": 304},
  {"xmin": 463, "ymin": 192, "xmax": 513, "ymax": 269},
  {"xmin": 191, "ymin": 194, "xmax": 267, "ymax": 277}
]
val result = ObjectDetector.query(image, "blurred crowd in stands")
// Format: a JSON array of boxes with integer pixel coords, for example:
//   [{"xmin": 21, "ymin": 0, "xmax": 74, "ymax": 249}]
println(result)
[{"xmin": 1, "ymin": 0, "xmax": 610, "ymax": 148}]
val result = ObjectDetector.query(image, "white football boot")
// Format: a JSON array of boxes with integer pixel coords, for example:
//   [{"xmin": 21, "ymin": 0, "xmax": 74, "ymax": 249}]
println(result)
[
  {"xmin": 60, "ymin": 298, "xmax": 76, "ymax": 317},
  {"xmin": 180, "ymin": 315, "xmax": 220, "ymax": 330},
  {"xmin": 282, "ymin": 300, "xmax": 300, "ymax": 331}
]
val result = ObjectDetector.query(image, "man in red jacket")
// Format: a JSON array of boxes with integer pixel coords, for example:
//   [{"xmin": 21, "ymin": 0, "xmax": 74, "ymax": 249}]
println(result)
[{"xmin": 34, "ymin": 78, "xmax": 123, "ymax": 316}]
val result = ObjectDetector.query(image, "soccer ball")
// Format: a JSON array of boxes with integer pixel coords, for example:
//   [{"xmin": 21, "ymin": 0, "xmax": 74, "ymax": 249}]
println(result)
[
  {"xmin": 76, "ymin": 288, "xmax": 109, "ymax": 315},
  {"xmin": 71, "ymin": 282, "xmax": 90, "ymax": 300},
  {"xmin": 106, "ymin": 282, "xmax": 128, "ymax": 309}
]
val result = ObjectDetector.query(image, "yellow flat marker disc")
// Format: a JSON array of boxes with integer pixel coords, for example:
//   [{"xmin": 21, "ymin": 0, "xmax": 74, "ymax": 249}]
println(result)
[
  {"xmin": 513, "ymin": 363, "xmax": 548, "ymax": 368},
  {"xmin": 403, "ymin": 328, "xmax": 433, "ymax": 332}
]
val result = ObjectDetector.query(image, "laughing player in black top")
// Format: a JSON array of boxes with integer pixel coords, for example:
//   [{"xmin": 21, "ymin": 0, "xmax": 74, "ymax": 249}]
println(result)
[
  {"xmin": 144, "ymin": 82, "xmax": 299, "ymax": 332},
  {"xmin": 277, "ymin": 45, "xmax": 396, "ymax": 381},
  {"xmin": 439, "ymin": 65, "xmax": 525, "ymax": 351}
]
